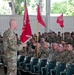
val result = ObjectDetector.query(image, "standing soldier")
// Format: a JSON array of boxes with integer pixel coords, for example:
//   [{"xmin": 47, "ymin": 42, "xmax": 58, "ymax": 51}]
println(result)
[{"xmin": 3, "ymin": 19, "xmax": 26, "ymax": 75}]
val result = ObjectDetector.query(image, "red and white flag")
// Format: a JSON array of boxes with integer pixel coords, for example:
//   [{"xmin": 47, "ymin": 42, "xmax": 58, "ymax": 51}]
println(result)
[
  {"xmin": 37, "ymin": 5, "xmax": 46, "ymax": 27},
  {"xmin": 57, "ymin": 13, "xmax": 64, "ymax": 28},
  {"xmin": 21, "ymin": 1, "xmax": 32, "ymax": 43}
]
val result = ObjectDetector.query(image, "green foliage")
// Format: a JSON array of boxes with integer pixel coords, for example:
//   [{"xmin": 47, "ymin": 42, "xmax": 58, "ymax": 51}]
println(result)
[
  {"xmin": 1, "ymin": 0, "xmax": 74, "ymax": 16},
  {"xmin": 2, "ymin": 0, "xmax": 31, "ymax": 15},
  {"xmin": 66, "ymin": 0, "xmax": 74, "ymax": 16},
  {"xmin": 51, "ymin": 2, "xmax": 67, "ymax": 14},
  {"xmin": 66, "ymin": 5, "xmax": 74, "ymax": 16},
  {"xmin": 51, "ymin": 0, "xmax": 74, "ymax": 16},
  {"xmin": 0, "ymin": 1, "xmax": 11, "ymax": 15},
  {"xmin": 15, "ymin": 0, "xmax": 31, "ymax": 15},
  {"xmin": 31, "ymin": 0, "xmax": 38, "ymax": 10},
  {"xmin": 15, "ymin": 1, "xmax": 23, "ymax": 15}
]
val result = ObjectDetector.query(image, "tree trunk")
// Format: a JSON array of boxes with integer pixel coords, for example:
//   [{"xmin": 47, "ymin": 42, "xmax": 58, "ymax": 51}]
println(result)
[{"xmin": 11, "ymin": 0, "xmax": 15, "ymax": 15}]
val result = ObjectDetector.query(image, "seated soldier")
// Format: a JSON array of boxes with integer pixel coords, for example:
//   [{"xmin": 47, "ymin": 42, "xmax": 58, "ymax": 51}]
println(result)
[
  {"xmin": 66, "ymin": 44, "xmax": 74, "ymax": 64},
  {"xmin": 28, "ymin": 38, "xmax": 37, "ymax": 57},
  {"xmin": 39, "ymin": 37, "xmax": 50, "ymax": 59},
  {"xmin": 28, "ymin": 38, "xmax": 41, "ymax": 58},
  {"xmin": 48, "ymin": 43, "xmax": 58, "ymax": 61},
  {"xmin": 53, "ymin": 43, "xmax": 64, "ymax": 62}
]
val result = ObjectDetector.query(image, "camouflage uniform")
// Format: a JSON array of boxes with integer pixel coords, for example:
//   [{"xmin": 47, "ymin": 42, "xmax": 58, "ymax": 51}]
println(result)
[
  {"xmin": 3, "ymin": 28, "xmax": 23, "ymax": 75},
  {"xmin": 56, "ymin": 50, "xmax": 74, "ymax": 63},
  {"xmin": 65, "ymin": 50, "xmax": 74, "ymax": 64},
  {"xmin": 52, "ymin": 49, "xmax": 71, "ymax": 63},
  {"xmin": 39, "ymin": 48, "xmax": 50, "ymax": 59},
  {"xmin": 51, "ymin": 50, "xmax": 59, "ymax": 61},
  {"xmin": 54, "ymin": 50, "xmax": 70, "ymax": 63},
  {"xmin": 27, "ymin": 43, "xmax": 36, "ymax": 57}
]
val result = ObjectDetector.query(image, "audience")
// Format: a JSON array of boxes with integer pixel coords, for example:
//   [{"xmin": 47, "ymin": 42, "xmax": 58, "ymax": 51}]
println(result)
[{"xmin": 0, "ymin": 31, "xmax": 74, "ymax": 64}]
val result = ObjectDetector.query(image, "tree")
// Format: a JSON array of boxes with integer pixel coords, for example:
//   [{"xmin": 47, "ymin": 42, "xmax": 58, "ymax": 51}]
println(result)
[
  {"xmin": 51, "ymin": 0, "xmax": 74, "ymax": 16},
  {"xmin": 15, "ymin": 0, "xmax": 31, "ymax": 15},
  {"xmin": 51, "ymin": 2, "xmax": 67, "ymax": 14},
  {"xmin": 1, "ymin": 0, "xmax": 42, "ymax": 15},
  {"xmin": 3, "ymin": 0, "xmax": 32, "ymax": 15},
  {"xmin": 0, "ymin": 0, "xmax": 11, "ymax": 15},
  {"xmin": 66, "ymin": 0, "xmax": 74, "ymax": 16},
  {"xmin": 2, "ymin": 0, "xmax": 74, "ymax": 16}
]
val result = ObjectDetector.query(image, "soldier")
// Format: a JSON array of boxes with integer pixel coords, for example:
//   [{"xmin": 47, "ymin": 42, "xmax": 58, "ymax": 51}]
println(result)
[
  {"xmin": 52, "ymin": 43, "xmax": 64, "ymax": 62},
  {"xmin": 3, "ymin": 19, "xmax": 26, "ymax": 75},
  {"xmin": 65, "ymin": 44, "xmax": 74, "ymax": 63},
  {"xmin": 27, "ymin": 38, "xmax": 41, "ymax": 58},
  {"xmin": 40, "ymin": 37, "xmax": 50, "ymax": 59},
  {"xmin": 64, "ymin": 44, "xmax": 74, "ymax": 75},
  {"xmin": 48, "ymin": 43, "xmax": 58, "ymax": 61},
  {"xmin": 28, "ymin": 38, "xmax": 37, "ymax": 57}
]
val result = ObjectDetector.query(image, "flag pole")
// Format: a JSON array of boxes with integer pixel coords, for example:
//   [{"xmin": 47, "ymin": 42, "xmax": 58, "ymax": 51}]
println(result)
[
  {"xmin": 24, "ymin": 47, "xmax": 27, "ymax": 55},
  {"xmin": 36, "ymin": 0, "xmax": 39, "ymax": 58},
  {"xmin": 61, "ymin": 11, "xmax": 64, "ymax": 40},
  {"xmin": 24, "ymin": 0, "xmax": 27, "ymax": 55},
  {"xmin": 36, "ymin": 20, "xmax": 39, "ymax": 58},
  {"xmin": 35, "ymin": 0, "xmax": 46, "ymax": 58},
  {"xmin": 62, "ymin": 27, "xmax": 64, "ymax": 40},
  {"xmin": 21, "ymin": 0, "xmax": 32, "ymax": 55}
]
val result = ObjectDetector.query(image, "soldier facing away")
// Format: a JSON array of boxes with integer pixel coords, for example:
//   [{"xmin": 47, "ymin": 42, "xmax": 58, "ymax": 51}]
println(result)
[{"xmin": 3, "ymin": 19, "xmax": 26, "ymax": 75}]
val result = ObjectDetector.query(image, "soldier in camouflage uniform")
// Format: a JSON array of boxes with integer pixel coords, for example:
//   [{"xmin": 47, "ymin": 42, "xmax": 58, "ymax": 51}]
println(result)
[
  {"xmin": 48, "ymin": 43, "xmax": 58, "ymax": 61},
  {"xmin": 52, "ymin": 43, "xmax": 64, "ymax": 62},
  {"xmin": 27, "ymin": 38, "xmax": 41, "ymax": 58},
  {"xmin": 27, "ymin": 38, "xmax": 36, "ymax": 57},
  {"xmin": 64, "ymin": 44, "xmax": 74, "ymax": 63},
  {"xmin": 3, "ymin": 19, "xmax": 25, "ymax": 75},
  {"xmin": 53, "ymin": 44, "xmax": 73, "ymax": 63},
  {"xmin": 56, "ymin": 44, "xmax": 74, "ymax": 63},
  {"xmin": 64, "ymin": 44, "xmax": 74, "ymax": 75},
  {"xmin": 39, "ymin": 37, "xmax": 50, "ymax": 59}
]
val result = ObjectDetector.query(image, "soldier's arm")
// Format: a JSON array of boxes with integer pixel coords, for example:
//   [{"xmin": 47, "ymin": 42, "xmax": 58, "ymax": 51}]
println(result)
[
  {"xmin": 7, "ymin": 32, "xmax": 23, "ymax": 51},
  {"xmin": 8, "ymin": 39, "xmax": 23, "ymax": 51}
]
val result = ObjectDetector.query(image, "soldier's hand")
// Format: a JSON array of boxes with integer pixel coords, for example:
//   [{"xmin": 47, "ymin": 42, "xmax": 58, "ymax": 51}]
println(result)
[{"xmin": 22, "ymin": 43, "xmax": 27, "ymax": 47}]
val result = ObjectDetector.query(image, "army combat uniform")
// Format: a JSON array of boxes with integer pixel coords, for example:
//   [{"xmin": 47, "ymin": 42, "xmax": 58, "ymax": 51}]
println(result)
[
  {"xmin": 3, "ymin": 28, "xmax": 23, "ymax": 75},
  {"xmin": 53, "ymin": 50, "xmax": 71, "ymax": 63},
  {"xmin": 39, "ymin": 47, "xmax": 50, "ymax": 59}
]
